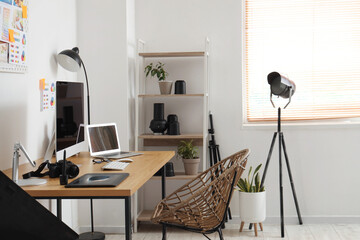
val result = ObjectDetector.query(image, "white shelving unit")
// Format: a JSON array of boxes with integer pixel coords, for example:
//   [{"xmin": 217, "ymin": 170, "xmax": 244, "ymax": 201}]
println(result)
[{"xmin": 134, "ymin": 38, "xmax": 210, "ymax": 229}]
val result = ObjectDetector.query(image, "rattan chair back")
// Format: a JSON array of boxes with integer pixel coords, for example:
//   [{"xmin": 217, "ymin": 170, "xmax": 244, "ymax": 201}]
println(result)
[{"xmin": 151, "ymin": 149, "xmax": 250, "ymax": 233}]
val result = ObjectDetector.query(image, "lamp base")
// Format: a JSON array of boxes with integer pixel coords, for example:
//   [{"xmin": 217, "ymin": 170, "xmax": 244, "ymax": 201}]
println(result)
[
  {"xmin": 79, "ymin": 232, "xmax": 105, "ymax": 240},
  {"xmin": 16, "ymin": 179, "xmax": 47, "ymax": 186}
]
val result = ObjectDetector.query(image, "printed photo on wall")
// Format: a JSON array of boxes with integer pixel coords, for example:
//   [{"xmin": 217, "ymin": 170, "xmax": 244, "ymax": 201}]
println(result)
[
  {"xmin": 1, "ymin": 6, "xmax": 11, "ymax": 41},
  {"xmin": 0, "ymin": 41, "xmax": 9, "ymax": 63},
  {"xmin": 0, "ymin": 0, "xmax": 13, "ymax": 5},
  {"xmin": 12, "ymin": 8, "xmax": 23, "ymax": 31},
  {"xmin": 13, "ymin": 0, "xmax": 22, "ymax": 8}
]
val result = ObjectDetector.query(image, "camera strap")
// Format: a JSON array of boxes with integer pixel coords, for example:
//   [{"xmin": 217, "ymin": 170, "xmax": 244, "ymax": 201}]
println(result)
[{"xmin": 22, "ymin": 160, "xmax": 49, "ymax": 179}]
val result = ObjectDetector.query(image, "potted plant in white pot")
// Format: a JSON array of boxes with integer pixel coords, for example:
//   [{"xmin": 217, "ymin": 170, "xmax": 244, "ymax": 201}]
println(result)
[
  {"xmin": 145, "ymin": 62, "xmax": 172, "ymax": 94},
  {"xmin": 177, "ymin": 140, "xmax": 200, "ymax": 175},
  {"xmin": 237, "ymin": 164, "xmax": 266, "ymax": 237}
]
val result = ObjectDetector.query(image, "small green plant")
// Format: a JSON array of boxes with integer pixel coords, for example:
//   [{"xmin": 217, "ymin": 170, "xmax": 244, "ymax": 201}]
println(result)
[
  {"xmin": 177, "ymin": 140, "xmax": 199, "ymax": 159},
  {"xmin": 144, "ymin": 62, "xmax": 169, "ymax": 81},
  {"xmin": 237, "ymin": 164, "xmax": 265, "ymax": 192}
]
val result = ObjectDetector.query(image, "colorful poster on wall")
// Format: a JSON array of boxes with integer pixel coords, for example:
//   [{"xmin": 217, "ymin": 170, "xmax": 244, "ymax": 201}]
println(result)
[
  {"xmin": 12, "ymin": 8, "xmax": 23, "ymax": 31},
  {"xmin": 8, "ymin": 42, "xmax": 25, "ymax": 65},
  {"xmin": 11, "ymin": 28, "xmax": 25, "ymax": 44},
  {"xmin": 1, "ymin": 6, "xmax": 10, "ymax": 41},
  {"xmin": 40, "ymin": 79, "xmax": 56, "ymax": 112},
  {"xmin": 0, "ymin": 41, "xmax": 8, "ymax": 63},
  {"xmin": 13, "ymin": 0, "xmax": 22, "ymax": 8},
  {"xmin": 0, "ymin": 0, "xmax": 28, "ymax": 72},
  {"xmin": 0, "ymin": 0, "xmax": 12, "ymax": 5}
]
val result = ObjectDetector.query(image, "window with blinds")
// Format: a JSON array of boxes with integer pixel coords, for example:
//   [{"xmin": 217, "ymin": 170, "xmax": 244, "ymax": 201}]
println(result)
[{"xmin": 245, "ymin": 0, "xmax": 360, "ymax": 122}]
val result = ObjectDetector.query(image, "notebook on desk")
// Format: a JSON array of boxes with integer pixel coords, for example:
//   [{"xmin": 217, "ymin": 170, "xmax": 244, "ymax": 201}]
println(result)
[{"xmin": 86, "ymin": 123, "xmax": 142, "ymax": 159}]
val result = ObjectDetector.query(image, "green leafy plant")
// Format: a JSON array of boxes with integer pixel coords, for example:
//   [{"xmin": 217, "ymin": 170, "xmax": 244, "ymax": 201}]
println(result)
[
  {"xmin": 144, "ymin": 62, "xmax": 169, "ymax": 81},
  {"xmin": 177, "ymin": 140, "xmax": 199, "ymax": 159},
  {"xmin": 237, "ymin": 164, "xmax": 265, "ymax": 192}
]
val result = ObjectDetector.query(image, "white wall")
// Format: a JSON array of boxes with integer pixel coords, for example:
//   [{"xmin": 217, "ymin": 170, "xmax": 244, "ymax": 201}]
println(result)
[
  {"xmin": 0, "ymin": 0, "xmax": 78, "ymax": 227},
  {"xmin": 135, "ymin": 0, "xmax": 360, "ymax": 223},
  {"xmin": 76, "ymin": 0, "xmax": 135, "ymax": 233}
]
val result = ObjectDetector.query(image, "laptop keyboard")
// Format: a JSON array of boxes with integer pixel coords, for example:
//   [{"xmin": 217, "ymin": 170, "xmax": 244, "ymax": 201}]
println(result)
[{"xmin": 102, "ymin": 161, "xmax": 129, "ymax": 171}]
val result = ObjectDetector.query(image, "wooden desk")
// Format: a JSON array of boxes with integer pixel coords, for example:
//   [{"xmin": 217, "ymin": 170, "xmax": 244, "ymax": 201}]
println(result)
[{"xmin": 3, "ymin": 151, "xmax": 174, "ymax": 240}]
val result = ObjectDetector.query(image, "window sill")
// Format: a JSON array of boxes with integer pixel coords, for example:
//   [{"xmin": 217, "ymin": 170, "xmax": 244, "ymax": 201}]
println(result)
[{"xmin": 242, "ymin": 119, "xmax": 360, "ymax": 130}]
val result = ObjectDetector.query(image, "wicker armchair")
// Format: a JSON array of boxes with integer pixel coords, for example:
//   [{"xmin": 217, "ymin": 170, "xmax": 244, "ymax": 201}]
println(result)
[{"xmin": 151, "ymin": 149, "xmax": 250, "ymax": 240}]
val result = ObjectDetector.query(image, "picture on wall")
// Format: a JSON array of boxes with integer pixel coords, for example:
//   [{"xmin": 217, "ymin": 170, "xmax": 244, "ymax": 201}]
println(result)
[
  {"xmin": 1, "ymin": 6, "xmax": 11, "ymax": 41},
  {"xmin": 0, "ymin": 0, "xmax": 12, "ymax": 5},
  {"xmin": 0, "ymin": 0, "xmax": 28, "ymax": 72},
  {"xmin": 13, "ymin": 0, "xmax": 23, "ymax": 8},
  {"xmin": 12, "ymin": 8, "xmax": 22, "ymax": 31},
  {"xmin": 0, "ymin": 41, "xmax": 8, "ymax": 63}
]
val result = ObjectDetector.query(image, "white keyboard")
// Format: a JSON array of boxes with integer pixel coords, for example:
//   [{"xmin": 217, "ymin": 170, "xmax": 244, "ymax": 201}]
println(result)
[{"xmin": 102, "ymin": 161, "xmax": 130, "ymax": 171}]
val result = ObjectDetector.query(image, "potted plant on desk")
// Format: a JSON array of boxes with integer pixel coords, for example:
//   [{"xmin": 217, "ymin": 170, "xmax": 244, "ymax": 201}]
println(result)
[
  {"xmin": 145, "ymin": 62, "xmax": 172, "ymax": 94},
  {"xmin": 237, "ymin": 164, "xmax": 266, "ymax": 237},
  {"xmin": 177, "ymin": 140, "xmax": 200, "ymax": 175}
]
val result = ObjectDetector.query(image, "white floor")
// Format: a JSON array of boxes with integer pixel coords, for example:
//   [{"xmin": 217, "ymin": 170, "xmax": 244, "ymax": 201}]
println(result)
[{"xmin": 105, "ymin": 223, "xmax": 360, "ymax": 240}]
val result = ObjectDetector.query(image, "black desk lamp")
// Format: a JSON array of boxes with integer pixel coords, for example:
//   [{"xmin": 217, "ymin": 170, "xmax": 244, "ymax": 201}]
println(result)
[{"xmin": 57, "ymin": 48, "xmax": 105, "ymax": 240}]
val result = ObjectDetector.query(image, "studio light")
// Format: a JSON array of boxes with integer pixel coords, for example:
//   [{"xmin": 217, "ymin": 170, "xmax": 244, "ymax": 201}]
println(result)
[
  {"xmin": 268, "ymin": 72, "xmax": 296, "ymax": 109},
  {"xmin": 253, "ymin": 71, "xmax": 302, "ymax": 238}
]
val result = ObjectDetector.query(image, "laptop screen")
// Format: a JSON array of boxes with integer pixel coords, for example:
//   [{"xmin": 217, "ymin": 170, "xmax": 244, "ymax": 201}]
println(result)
[{"xmin": 88, "ymin": 124, "xmax": 119, "ymax": 153}]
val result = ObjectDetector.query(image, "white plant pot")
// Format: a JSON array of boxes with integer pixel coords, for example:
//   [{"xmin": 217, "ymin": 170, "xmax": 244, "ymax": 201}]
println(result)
[
  {"xmin": 159, "ymin": 81, "xmax": 173, "ymax": 94},
  {"xmin": 239, "ymin": 191, "xmax": 266, "ymax": 223},
  {"xmin": 182, "ymin": 158, "xmax": 200, "ymax": 175}
]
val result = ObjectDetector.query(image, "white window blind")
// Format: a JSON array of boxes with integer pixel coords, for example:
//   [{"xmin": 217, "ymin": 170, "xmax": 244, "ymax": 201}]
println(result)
[{"xmin": 245, "ymin": 0, "xmax": 360, "ymax": 122}]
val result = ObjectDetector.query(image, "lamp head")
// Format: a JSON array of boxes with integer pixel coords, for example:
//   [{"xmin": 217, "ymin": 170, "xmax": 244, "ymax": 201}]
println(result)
[
  {"xmin": 268, "ymin": 72, "xmax": 296, "ymax": 99},
  {"xmin": 57, "ymin": 47, "xmax": 82, "ymax": 72}
]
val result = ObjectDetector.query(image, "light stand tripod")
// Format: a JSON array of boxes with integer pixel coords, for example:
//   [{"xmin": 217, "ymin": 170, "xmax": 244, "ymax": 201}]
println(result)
[
  {"xmin": 249, "ymin": 85, "xmax": 303, "ymax": 238},
  {"xmin": 208, "ymin": 113, "xmax": 232, "ymax": 223},
  {"xmin": 262, "ymin": 107, "xmax": 303, "ymax": 237}
]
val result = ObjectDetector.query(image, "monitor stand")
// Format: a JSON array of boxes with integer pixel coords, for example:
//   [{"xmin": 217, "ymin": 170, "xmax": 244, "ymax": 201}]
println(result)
[{"xmin": 44, "ymin": 130, "xmax": 56, "ymax": 162}]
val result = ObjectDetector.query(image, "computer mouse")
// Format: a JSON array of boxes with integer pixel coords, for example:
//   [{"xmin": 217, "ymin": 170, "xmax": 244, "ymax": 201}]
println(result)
[{"xmin": 120, "ymin": 158, "xmax": 133, "ymax": 163}]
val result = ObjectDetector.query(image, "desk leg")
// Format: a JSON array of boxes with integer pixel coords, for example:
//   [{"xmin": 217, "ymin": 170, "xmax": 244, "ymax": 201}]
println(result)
[
  {"xmin": 57, "ymin": 198, "xmax": 62, "ymax": 220},
  {"xmin": 162, "ymin": 165, "xmax": 167, "ymax": 240},
  {"xmin": 125, "ymin": 196, "xmax": 132, "ymax": 240}
]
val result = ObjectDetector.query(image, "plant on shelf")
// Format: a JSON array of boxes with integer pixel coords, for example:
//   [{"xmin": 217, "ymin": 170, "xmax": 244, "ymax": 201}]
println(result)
[
  {"xmin": 177, "ymin": 140, "xmax": 200, "ymax": 175},
  {"xmin": 144, "ymin": 62, "xmax": 172, "ymax": 94},
  {"xmin": 237, "ymin": 164, "xmax": 266, "ymax": 237}
]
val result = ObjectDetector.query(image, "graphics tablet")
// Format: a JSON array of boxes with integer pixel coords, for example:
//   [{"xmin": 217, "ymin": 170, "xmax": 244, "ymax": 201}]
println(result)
[{"xmin": 65, "ymin": 173, "xmax": 129, "ymax": 188}]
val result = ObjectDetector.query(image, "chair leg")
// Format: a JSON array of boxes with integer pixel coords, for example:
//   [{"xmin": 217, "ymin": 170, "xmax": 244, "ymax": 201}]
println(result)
[
  {"xmin": 259, "ymin": 222, "xmax": 263, "ymax": 231},
  {"xmin": 239, "ymin": 221, "xmax": 245, "ymax": 232},
  {"xmin": 254, "ymin": 223, "xmax": 258, "ymax": 237},
  {"xmin": 217, "ymin": 228, "xmax": 224, "ymax": 240}
]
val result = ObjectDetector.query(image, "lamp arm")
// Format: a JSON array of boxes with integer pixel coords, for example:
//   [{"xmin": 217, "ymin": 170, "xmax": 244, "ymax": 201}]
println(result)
[
  {"xmin": 80, "ymin": 59, "xmax": 91, "ymax": 125},
  {"xmin": 12, "ymin": 142, "xmax": 36, "ymax": 182}
]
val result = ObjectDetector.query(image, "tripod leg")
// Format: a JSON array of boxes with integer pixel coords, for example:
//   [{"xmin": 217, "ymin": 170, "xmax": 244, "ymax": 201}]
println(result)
[
  {"xmin": 213, "ymin": 146, "xmax": 219, "ymax": 165},
  {"xmin": 281, "ymin": 133, "xmax": 303, "ymax": 225},
  {"xmin": 279, "ymin": 133, "xmax": 285, "ymax": 238},
  {"xmin": 216, "ymin": 144, "xmax": 221, "ymax": 164},
  {"xmin": 261, "ymin": 132, "xmax": 278, "ymax": 188},
  {"xmin": 250, "ymin": 132, "xmax": 277, "ymax": 230},
  {"xmin": 208, "ymin": 145, "xmax": 214, "ymax": 167}
]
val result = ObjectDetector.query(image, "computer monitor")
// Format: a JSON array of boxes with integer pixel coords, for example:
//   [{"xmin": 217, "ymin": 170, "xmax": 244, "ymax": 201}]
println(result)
[{"xmin": 55, "ymin": 81, "xmax": 86, "ymax": 160}]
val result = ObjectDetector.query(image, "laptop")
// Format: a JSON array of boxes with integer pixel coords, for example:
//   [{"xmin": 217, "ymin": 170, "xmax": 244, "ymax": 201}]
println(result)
[{"xmin": 86, "ymin": 123, "xmax": 142, "ymax": 159}]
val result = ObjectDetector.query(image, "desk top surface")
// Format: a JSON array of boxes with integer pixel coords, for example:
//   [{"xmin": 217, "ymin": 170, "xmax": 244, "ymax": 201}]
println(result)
[{"xmin": 3, "ymin": 151, "xmax": 175, "ymax": 198}]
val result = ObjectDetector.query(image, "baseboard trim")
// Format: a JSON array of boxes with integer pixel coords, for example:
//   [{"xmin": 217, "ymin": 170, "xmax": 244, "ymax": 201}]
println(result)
[
  {"xmin": 229, "ymin": 215, "xmax": 360, "ymax": 224},
  {"xmin": 78, "ymin": 226, "xmax": 125, "ymax": 234},
  {"xmin": 77, "ymin": 216, "xmax": 360, "ymax": 234}
]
